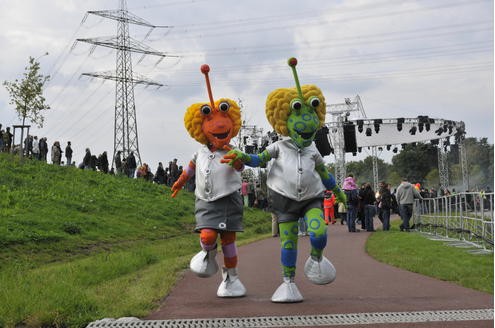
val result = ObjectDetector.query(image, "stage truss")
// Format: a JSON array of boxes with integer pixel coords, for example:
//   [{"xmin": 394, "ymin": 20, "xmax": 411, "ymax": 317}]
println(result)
[{"xmin": 326, "ymin": 95, "xmax": 467, "ymax": 191}]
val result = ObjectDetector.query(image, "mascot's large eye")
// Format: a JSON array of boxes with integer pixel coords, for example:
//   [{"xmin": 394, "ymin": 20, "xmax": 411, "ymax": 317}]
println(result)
[
  {"xmin": 200, "ymin": 105, "xmax": 212, "ymax": 115},
  {"xmin": 308, "ymin": 96, "xmax": 320, "ymax": 108},
  {"xmin": 290, "ymin": 99, "xmax": 303, "ymax": 112},
  {"xmin": 218, "ymin": 101, "xmax": 230, "ymax": 112}
]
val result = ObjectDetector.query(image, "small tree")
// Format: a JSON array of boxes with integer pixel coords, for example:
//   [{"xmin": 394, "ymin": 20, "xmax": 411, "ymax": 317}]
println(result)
[{"xmin": 3, "ymin": 55, "xmax": 50, "ymax": 156}]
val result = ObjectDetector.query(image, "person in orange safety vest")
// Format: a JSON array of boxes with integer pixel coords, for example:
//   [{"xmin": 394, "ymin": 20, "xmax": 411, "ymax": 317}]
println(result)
[{"xmin": 323, "ymin": 190, "xmax": 337, "ymax": 225}]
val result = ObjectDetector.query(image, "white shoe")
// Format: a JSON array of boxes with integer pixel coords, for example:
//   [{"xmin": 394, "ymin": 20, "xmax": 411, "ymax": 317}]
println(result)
[
  {"xmin": 189, "ymin": 249, "xmax": 218, "ymax": 278},
  {"xmin": 217, "ymin": 267, "xmax": 246, "ymax": 297},
  {"xmin": 271, "ymin": 277, "xmax": 303, "ymax": 303},
  {"xmin": 304, "ymin": 255, "xmax": 336, "ymax": 285}
]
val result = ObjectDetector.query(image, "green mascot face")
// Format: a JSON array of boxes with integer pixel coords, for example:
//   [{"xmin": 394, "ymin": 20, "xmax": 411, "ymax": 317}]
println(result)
[{"xmin": 287, "ymin": 96, "xmax": 322, "ymax": 148}]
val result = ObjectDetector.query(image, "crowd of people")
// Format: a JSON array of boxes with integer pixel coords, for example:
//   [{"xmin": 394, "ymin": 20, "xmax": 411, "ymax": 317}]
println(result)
[
  {"xmin": 0, "ymin": 123, "xmax": 191, "ymax": 188},
  {"xmin": 1, "ymin": 123, "xmax": 489, "ymax": 235},
  {"xmin": 0, "ymin": 124, "xmax": 13, "ymax": 153},
  {"xmin": 335, "ymin": 174, "xmax": 439, "ymax": 233}
]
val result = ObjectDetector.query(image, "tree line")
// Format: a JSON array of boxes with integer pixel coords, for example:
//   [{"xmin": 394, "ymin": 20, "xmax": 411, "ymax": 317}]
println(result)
[{"xmin": 330, "ymin": 137, "xmax": 493, "ymax": 191}]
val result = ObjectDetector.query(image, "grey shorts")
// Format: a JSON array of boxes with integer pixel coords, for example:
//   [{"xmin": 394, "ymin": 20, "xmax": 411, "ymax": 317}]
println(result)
[
  {"xmin": 195, "ymin": 192, "xmax": 243, "ymax": 232},
  {"xmin": 268, "ymin": 189, "xmax": 323, "ymax": 223}
]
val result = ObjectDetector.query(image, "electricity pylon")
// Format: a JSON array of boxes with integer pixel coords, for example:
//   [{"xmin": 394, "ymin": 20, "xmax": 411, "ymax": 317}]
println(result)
[{"xmin": 77, "ymin": 0, "xmax": 178, "ymax": 167}]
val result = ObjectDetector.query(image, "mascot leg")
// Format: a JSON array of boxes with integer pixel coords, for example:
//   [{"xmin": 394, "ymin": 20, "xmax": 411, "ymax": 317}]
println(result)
[
  {"xmin": 304, "ymin": 208, "xmax": 336, "ymax": 285},
  {"xmin": 271, "ymin": 221, "xmax": 303, "ymax": 303},
  {"xmin": 189, "ymin": 228, "xmax": 219, "ymax": 278},
  {"xmin": 217, "ymin": 231, "xmax": 246, "ymax": 297}
]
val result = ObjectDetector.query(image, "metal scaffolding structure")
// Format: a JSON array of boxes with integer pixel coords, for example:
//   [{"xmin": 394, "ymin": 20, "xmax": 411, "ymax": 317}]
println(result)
[
  {"xmin": 371, "ymin": 146, "xmax": 379, "ymax": 191},
  {"xmin": 325, "ymin": 96, "xmax": 466, "ymax": 190},
  {"xmin": 459, "ymin": 139, "xmax": 469, "ymax": 191},
  {"xmin": 438, "ymin": 137, "xmax": 450, "ymax": 190},
  {"xmin": 326, "ymin": 95, "xmax": 367, "ymax": 186},
  {"xmin": 76, "ymin": 0, "xmax": 177, "ymax": 167}
]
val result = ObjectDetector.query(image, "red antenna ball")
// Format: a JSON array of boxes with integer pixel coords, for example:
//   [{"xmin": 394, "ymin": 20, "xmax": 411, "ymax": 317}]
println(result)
[
  {"xmin": 201, "ymin": 64, "xmax": 210, "ymax": 74},
  {"xmin": 288, "ymin": 57, "xmax": 298, "ymax": 67}
]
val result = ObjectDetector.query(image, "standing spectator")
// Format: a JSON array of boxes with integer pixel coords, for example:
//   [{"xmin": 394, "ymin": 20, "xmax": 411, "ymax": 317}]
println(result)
[
  {"xmin": 51, "ymin": 141, "xmax": 62, "ymax": 165},
  {"xmin": 24, "ymin": 136, "xmax": 33, "ymax": 157},
  {"xmin": 154, "ymin": 162, "xmax": 166, "ymax": 184},
  {"xmin": 337, "ymin": 199, "xmax": 347, "ymax": 225},
  {"xmin": 39, "ymin": 137, "xmax": 48, "ymax": 161},
  {"xmin": 343, "ymin": 174, "xmax": 359, "ymax": 232},
  {"xmin": 357, "ymin": 183, "xmax": 366, "ymax": 230},
  {"xmin": 98, "ymin": 151, "xmax": 109, "ymax": 173},
  {"xmin": 378, "ymin": 183, "xmax": 393, "ymax": 231},
  {"xmin": 241, "ymin": 179, "xmax": 249, "ymax": 206},
  {"xmin": 65, "ymin": 141, "xmax": 73, "ymax": 166},
  {"xmin": 126, "ymin": 151, "xmax": 137, "ymax": 178},
  {"xmin": 255, "ymin": 184, "xmax": 267, "ymax": 209},
  {"xmin": 167, "ymin": 161, "xmax": 173, "ymax": 185},
  {"xmin": 83, "ymin": 148, "xmax": 91, "ymax": 170},
  {"xmin": 323, "ymin": 190, "xmax": 336, "ymax": 225},
  {"xmin": 89, "ymin": 155, "xmax": 98, "ymax": 171},
  {"xmin": 170, "ymin": 158, "xmax": 179, "ymax": 184},
  {"xmin": 247, "ymin": 180, "xmax": 255, "ymax": 207},
  {"xmin": 375, "ymin": 181, "xmax": 385, "ymax": 224},
  {"xmin": 3, "ymin": 127, "xmax": 13, "ymax": 153},
  {"xmin": 360, "ymin": 183, "xmax": 376, "ymax": 232},
  {"xmin": 419, "ymin": 187, "xmax": 430, "ymax": 214},
  {"xmin": 164, "ymin": 167, "xmax": 169, "ymax": 186},
  {"xmin": 137, "ymin": 163, "xmax": 153, "ymax": 181},
  {"xmin": 31, "ymin": 136, "xmax": 40, "ymax": 160},
  {"xmin": 122, "ymin": 158, "xmax": 128, "ymax": 177},
  {"xmin": 396, "ymin": 177, "xmax": 423, "ymax": 232},
  {"xmin": 114, "ymin": 151, "xmax": 122, "ymax": 175}
]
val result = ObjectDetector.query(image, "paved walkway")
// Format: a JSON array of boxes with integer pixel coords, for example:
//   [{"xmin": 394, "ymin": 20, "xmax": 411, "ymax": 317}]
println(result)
[{"xmin": 145, "ymin": 216, "xmax": 493, "ymax": 327}]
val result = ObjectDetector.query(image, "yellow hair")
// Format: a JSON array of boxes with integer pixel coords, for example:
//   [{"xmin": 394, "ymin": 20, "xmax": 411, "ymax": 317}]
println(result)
[
  {"xmin": 265, "ymin": 85, "xmax": 326, "ymax": 136},
  {"xmin": 184, "ymin": 98, "xmax": 241, "ymax": 144}
]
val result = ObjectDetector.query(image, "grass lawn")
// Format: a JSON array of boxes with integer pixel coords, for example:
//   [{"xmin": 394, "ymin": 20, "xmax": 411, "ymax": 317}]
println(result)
[
  {"xmin": 366, "ymin": 219, "xmax": 493, "ymax": 294},
  {"xmin": 1, "ymin": 154, "xmax": 492, "ymax": 327},
  {"xmin": 0, "ymin": 154, "xmax": 271, "ymax": 327}
]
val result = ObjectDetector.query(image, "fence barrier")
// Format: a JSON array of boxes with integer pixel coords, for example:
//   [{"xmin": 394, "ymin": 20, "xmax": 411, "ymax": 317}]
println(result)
[{"xmin": 413, "ymin": 192, "xmax": 494, "ymax": 253}]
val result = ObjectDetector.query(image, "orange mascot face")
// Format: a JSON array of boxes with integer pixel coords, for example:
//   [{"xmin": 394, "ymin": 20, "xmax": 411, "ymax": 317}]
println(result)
[
  {"xmin": 201, "ymin": 99, "xmax": 236, "ymax": 150},
  {"xmin": 183, "ymin": 65, "xmax": 241, "ymax": 150}
]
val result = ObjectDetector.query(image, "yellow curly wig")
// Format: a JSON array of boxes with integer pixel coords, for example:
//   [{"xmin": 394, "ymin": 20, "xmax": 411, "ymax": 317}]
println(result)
[
  {"xmin": 184, "ymin": 98, "xmax": 241, "ymax": 145},
  {"xmin": 265, "ymin": 84, "xmax": 326, "ymax": 136}
]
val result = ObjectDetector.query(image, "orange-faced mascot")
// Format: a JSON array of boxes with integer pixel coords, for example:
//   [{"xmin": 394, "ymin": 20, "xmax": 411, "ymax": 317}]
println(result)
[{"xmin": 171, "ymin": 64, "xmax": 246, "ymax": 297}]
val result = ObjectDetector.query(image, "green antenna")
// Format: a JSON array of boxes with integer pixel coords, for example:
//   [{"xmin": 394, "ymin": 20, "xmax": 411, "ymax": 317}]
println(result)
[{"xmin": 288, "ymin": 57, "xmax": 303, "ymax": 99}]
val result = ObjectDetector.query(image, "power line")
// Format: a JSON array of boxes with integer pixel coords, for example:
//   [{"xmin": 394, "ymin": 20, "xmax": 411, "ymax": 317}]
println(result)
[
  {"xmin": 165, "ymin": 25, "xmax": 492, "ymax": 58},
  {"xmin": 157, "ymin": 0, "xmax": 492, "ymax": 40}
]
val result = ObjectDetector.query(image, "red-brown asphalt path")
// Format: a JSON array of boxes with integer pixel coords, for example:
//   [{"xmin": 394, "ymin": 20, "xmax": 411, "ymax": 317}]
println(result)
[{"xmin": 146, "ymin": 215, "xmax": 493, "ymax": 327}]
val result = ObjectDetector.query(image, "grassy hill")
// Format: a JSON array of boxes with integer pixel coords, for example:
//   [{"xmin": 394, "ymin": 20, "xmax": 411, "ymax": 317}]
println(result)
[
  {"xmin": 0, "ymin": 153, "xmax": 492, "ymax": 327},
  {"xmin": 0, "ymin": 153, "xmax": 271, "ymax": 327}
]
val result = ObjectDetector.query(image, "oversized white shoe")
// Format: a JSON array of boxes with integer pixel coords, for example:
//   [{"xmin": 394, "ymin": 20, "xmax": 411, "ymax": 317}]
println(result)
[
  {"xmin": 189, "ymin": 249, "xmax": 218, "ymax": 278},
  {"xmin": 271, "ymin": 277, "xmax": 303, "ymax": 303},
  {"xmin": 217, "ymin": 267, "xmax": 246, "ymax": 297},
  {"xmin": 304, "ymin": 255, "xmax": 336, "ymax": 285}
]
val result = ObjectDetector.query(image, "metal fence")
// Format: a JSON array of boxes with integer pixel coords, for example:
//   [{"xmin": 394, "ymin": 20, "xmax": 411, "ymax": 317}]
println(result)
[{"xmin": 413, "ymin": 192, "xmax": 494, "ymax": 253}]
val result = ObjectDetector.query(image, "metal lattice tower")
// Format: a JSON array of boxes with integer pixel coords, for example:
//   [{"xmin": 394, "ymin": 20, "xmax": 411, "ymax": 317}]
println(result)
[
  {"xmin": 333, "ymin": 119, "xmax": 346, "ymax": 186},
  {"xmin": 371, "ymin": 146, "xmax": 379, "ymax": 191},
  {"xmin": 438, "ymin": 138, "xmax": 449, "ymax": 190},
  {"xmin": 459, "ymin": 140, "xmax": 469, "ymax": 191},
  {"xmin": 76, "ymin": 0, "xmax": 177, "ymax": 167},
  {"xmin": 326, "ymin": 95, "xmax": 367, "ymax": 186}
]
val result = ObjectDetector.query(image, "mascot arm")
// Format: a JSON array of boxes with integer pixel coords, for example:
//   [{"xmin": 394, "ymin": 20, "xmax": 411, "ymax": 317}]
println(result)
[
  {"xmin": 221, "ymin": 149, "xmax": 271, "ymax": 168},
  {"xmin": 316, "ymin": 163, "xmax": 347, "ymax": 204},
  {"xmin": 171, "ymin": 161, "xmax": 195, "ymax": 198}
]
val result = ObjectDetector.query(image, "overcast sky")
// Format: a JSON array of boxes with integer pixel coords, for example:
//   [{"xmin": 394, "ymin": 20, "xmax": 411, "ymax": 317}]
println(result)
[{"xmin": 0, "ymin": 0, "xmax": 493, "ymax": 170}]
